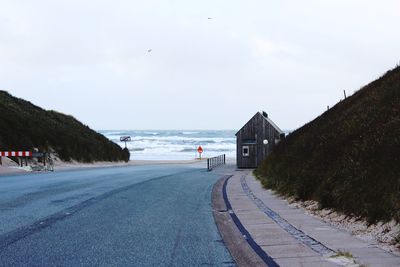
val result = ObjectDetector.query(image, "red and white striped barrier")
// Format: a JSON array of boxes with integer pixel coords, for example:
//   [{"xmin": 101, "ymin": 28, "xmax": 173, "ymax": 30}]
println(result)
[{"xmin": 0, "ymin": 151, "xmax": 32, "ymax": 157}]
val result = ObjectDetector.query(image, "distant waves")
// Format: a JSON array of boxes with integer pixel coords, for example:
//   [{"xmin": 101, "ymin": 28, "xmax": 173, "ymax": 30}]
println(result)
[{"xmin": 99, "ymin": 130, "xmax": 236, "ymax": 160}]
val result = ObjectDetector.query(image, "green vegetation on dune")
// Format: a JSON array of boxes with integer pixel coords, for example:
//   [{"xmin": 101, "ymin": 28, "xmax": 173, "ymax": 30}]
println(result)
[
  {"xmin": 256, "ymin": 66, "xmax": 400, "ymax": 224},
  {"xmin": 0, "ymin": 91, "xmax": 129, "ymax": 163}
]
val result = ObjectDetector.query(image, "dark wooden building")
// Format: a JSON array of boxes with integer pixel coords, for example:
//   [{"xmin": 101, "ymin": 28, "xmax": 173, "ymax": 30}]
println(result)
[{"xmin": 236, "ymin": 111, "xmax": 284, "ymax": 168}]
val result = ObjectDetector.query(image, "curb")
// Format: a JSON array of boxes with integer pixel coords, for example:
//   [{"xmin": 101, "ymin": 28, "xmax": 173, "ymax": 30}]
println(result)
[{"xmin": 212, "ymin": 175, "xmax": 276, "ymax": 267}]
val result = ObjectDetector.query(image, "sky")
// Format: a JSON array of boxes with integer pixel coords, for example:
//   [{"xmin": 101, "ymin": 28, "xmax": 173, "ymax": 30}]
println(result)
[{"xmin": 0, "ymin": 0, "xmax": 399, "ymax": 130}]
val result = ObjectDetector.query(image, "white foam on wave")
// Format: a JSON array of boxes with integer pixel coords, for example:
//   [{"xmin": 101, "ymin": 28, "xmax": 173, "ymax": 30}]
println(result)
[
  {"xmin": 181, "ymin": 131, "xmax": 199, "ymax": 135},
  {"xmin": 101, "ymin": 130, "xmax": 236, "ymax": 160}
]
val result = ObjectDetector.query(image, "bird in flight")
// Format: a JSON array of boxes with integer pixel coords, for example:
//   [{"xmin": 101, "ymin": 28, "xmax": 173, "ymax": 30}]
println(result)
[
  {"xmin": 208, "ymin": 17, "xmax": 212, "ymax": 20},
  {"xmin": 148, "ymin": 49, "xmax": 152, "ymax": 53}
]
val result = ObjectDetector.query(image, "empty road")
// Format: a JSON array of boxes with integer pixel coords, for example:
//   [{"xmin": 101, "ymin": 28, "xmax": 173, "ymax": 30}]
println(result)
[{"xmin": 0, "ymin": 163, "xmax": 234, "ymax": 266}]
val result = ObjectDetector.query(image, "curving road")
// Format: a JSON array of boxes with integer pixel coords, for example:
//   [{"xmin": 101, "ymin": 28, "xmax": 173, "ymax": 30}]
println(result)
[{"xmin": 0, "ymin": 163, "xmax": 235, "ymax": 266}]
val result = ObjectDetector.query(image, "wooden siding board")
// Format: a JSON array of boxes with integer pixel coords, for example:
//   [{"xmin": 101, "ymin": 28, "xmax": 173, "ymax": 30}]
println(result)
[{"xmin": 236, "ymin": 112, "xmax": 282, "ymax": 168}]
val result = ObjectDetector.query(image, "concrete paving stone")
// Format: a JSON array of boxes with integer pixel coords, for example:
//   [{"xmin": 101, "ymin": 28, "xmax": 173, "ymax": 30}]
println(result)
[
  {"xmin": 230, "ymin": 203, "xmax": 258, "ymax": 210},
  {"xmin": 243, "ymin": 223, "xmax": 284, "ymax": 232},
  {"xmin": 228, "ymin": 191, "xmax": 247, "ymax": 195},
  {"xmin": 275, "ymin": 257, "xmax": 338, "ymax": 267},
  {"xmin": 280, "ymin": 218, "xmax": 325, "ymax": 227},
  {"xmin": 236, "ymin": 213, "xmax": 270, "ymax": 221},
  {"xmin": 294, "ymin": 223, "xmax": 330, "ymax": 231},
  {"xmin": 276, "ymin": 217, "xmax": 318, "ymax": 226},
  {"xmin": 230, "ymin": 197, "xmax": 255, "ymax": 202},
  {"xmin": 311, "ymin": 234, "xmax": 369, "ymax": 248},
  {"xmin": 235, "ymin": 211, "xmax": 267, "ymax": 218},
  {"xmin": 236, "ymin": 218, "xmax": 276, "ymax": 226},
  {"xmin": 354, "ymin": 257, "xmax": 400, "ymax": 267},
  {"xmin": 264, "ymin": 209, "xmax": 303, "ymax": 216},
  {"xmin": 318, "ymin": 241, "xmax": 370, "ymax": 250},
  {"xmin": 234, "ymin": 208, "xmax": 260, "ymax": 213},
  {"xmin": 259, "ymin": 201, "xmax": 284, "ymax": 206},
  {"xmin": 250, "ymin": 230, "xmax": 299, "ymax": 242},
  {"xmin": 229, "ymin": 193, "xmax": 245, "ymax": 197},
  {"xmin": 348, "ymin": 247, "xmax": 397, "ymax": 257},
  {"xmin": 253, "ymin": 234, "xmax": 301, "ymax": 246},
  {"xmin": 272, "ymin": 207, "xmax": 307, "ymax": 213},
  {"xmin": 302, "ymin": 226, "xmax": 341, "ymax": 233},
  {"xmin": 229, "ymin": 201, "xmax": 252, "ymax": 207},
  {"xmin": 231, "ymin": 207, "xmax": 260, "ymax": 213},
  {"xmin": 261, "ymin": 244, "xmax": 317, "ymax": 258}
]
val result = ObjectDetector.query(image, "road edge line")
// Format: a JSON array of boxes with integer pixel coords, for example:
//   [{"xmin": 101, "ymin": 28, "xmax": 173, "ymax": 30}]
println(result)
[{"xmin": 212, "ymin": 175, "xmax": 278, "ymax": 267}]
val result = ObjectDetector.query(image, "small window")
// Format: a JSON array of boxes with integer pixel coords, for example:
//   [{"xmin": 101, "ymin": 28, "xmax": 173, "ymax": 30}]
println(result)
[{"xmin": 242, "ymin": 146, "xmax": 249, "ymax": 157}]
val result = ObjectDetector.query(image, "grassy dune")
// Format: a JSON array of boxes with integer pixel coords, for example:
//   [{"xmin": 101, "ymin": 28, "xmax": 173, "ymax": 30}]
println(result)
[
  {"xmin": 0, "ymin": 91, "xmax": 129, "ymax": 163},
  {"xmin": 256, "ymin": 66, "xmax": 400, "ymax": 224}
]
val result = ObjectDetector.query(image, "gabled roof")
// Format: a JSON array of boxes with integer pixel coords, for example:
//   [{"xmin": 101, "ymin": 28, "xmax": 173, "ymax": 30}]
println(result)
[{"xmin": 235, "ymin": 111, "xmax": 284, "ymax": 136}]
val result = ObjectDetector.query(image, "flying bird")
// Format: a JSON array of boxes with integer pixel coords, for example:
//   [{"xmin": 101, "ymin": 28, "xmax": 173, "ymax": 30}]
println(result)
[
  {"xmin": 208, "ymin": 17, "xmax": 213, "ymax": 20},
  {"xmin": 148, "ymin": 49, "xmax": 152, "ymax": 53}
]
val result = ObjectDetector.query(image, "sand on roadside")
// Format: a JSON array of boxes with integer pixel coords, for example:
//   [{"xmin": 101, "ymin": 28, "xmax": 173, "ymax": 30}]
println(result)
[
  {"xmin": 286, "ymin": 197, "xmax": 400, "ymax": 255},
  {"xmin": 0, "ymin": 157, "xmax": 207, "ymax": 176},
  {"xmin": 0, "ymin": 157, "xmax": 27, "ymax": 175},
  {"xmin": 53, "ymin": 159, "xmax": 204, "ymax": 170},
  {"xmin": 0, "ymin": 155, "xmax": 234, "ymax": 175}
]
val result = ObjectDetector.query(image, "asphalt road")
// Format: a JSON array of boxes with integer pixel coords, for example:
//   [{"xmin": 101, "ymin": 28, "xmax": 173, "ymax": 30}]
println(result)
[{"xmin": 0, "ymin": 163, "xmax": 235, "ymax": 266}]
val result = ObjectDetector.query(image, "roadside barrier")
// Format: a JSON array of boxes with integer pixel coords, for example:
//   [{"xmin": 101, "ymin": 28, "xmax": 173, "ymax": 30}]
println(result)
[
  {"xmin": 207, "ymin": 154, "xmax": 226, "ymax": 171},
  {"xmin": 0, "ymin": 151, "xmax": 32, "ymax": 157},
  {"xmin": 0, "ymin": 151, "xmax": 53, "ymax": 170},
  {"xmin": 0, "ymin": 151, "xmax": 32, "ymax": 166}
]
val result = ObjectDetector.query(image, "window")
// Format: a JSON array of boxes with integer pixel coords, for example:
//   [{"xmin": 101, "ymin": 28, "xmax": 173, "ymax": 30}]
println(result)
[{"xmin": 242, "ymin": 146, "xmax": 249, "ymax": 157}]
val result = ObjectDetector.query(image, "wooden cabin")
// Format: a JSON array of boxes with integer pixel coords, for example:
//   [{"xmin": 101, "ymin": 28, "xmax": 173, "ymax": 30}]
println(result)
[{"xmin": 236, "ymin": 111, "xmax": 284, "ymax": 168}]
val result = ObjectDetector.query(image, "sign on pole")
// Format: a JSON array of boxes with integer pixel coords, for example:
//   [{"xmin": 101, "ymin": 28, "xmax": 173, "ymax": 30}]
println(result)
[
  {"xmin": 197, "ymin": 146, "xmax": 203, "ymax": 159},
  {"xmin": 120, "ymin": 136, "xmax": 131, "ymax": 149}
]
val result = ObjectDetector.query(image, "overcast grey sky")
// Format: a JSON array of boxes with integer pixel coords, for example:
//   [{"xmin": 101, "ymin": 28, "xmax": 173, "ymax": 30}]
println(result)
[{"xmin": 1, "ymin": 1, "xmax": 399, "ymax": 130}]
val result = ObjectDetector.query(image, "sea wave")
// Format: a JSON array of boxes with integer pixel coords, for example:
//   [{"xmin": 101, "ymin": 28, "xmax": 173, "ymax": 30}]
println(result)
[
  {"xmin": 181, "ymin": 131, "xmax": 199, "ymax": 135},
  {"xmin": 129, "ymin": 148, "xmax": 145, "ymax": 152},
  {"xmin": 101, "ymin": 130, "xmax": 236, "ymax": 160}
]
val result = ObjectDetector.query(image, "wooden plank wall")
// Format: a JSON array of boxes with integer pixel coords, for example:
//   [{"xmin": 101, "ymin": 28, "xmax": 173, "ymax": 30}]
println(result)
[{"xmin": 237, "ymin": 112, "xmax": 282, "ymax": 168}]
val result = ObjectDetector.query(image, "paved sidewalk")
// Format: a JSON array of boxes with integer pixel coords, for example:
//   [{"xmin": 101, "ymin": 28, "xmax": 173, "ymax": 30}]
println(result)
[{"xmin": 220, "ymin": 167, "xmax": 400, "ymax": 267}]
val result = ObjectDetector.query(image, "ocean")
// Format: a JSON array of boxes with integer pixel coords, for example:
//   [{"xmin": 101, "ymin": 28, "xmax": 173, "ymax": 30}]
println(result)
[{"xmin": 99, "ymin": 130, "xmax": 236, "ymax": 160}]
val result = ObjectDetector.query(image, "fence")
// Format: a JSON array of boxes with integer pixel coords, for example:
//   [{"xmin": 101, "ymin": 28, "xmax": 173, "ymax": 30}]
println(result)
[{"xmin": 207, "ymin": 154, "xmax": 226, "ymax": 171}]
